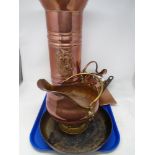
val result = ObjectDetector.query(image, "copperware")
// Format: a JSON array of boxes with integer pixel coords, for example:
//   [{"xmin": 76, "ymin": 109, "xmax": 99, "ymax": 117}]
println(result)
[
  {"xmin": 81, "ymin": 61, "xmax": 117, "ymax": 106},
  {"xmin": 40, "ymin": 108, "xmax": 112, "ymax": 154},
  {"xmin": 37, "ymin": 73, "xmax": 113, "ymax": 134},
  {"xmin": 40, "ymin": 0, "xmax": 88, "ymax": 84}
]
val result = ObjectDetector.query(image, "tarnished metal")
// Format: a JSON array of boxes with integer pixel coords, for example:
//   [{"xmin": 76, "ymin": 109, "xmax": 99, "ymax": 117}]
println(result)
[
  {"xmin": 40, "ymin": 0, "xmax": 88, "ymax": 83},
  {"xmin": 40, "ymin": 108, "xmax": 112, "ymax": 154},
  {"xmin": 37, "ymin": 73, "xmax": 113, "ymax": 134},
  {"xmin": 81, "ymin": 61, "xmax": 117, "ymax": 105}
]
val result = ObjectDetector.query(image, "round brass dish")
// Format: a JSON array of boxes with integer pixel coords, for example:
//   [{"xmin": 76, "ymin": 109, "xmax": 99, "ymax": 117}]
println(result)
[{"xmin": 40, "ymin": 109, "xmax": 112, "ymax": 154}]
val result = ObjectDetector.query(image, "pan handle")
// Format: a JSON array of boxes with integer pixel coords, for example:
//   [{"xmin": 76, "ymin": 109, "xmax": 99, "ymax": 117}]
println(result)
[
  {"xmin": 103, "ymin": 76, "xmax": 114, "ymax": 91},
  {"xmin": 82, "ymin": 61, "xmax": 107, "ymax": 77}
]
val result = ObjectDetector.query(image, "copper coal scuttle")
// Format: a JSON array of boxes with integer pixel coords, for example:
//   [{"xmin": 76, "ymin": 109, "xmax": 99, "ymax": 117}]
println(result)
[{"xmin": 36, "ymin": 0, "xmax": 117, "ymax": 154}]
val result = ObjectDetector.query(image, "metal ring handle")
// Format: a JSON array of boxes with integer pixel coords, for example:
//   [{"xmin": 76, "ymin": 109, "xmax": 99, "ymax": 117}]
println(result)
[{"xmin": 82, "ymin": 61, "xmax": 107, "ymax": 77}]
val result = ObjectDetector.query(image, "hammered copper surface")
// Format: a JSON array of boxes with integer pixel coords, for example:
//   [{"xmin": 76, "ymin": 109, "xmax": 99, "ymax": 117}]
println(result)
[
  {"xmin": 40, "ymin": 108, "xmax": 112, "ymax": 154},
  {"xmin": 40, "ymin": 0, "xmax": 88, "ymax": 83}
]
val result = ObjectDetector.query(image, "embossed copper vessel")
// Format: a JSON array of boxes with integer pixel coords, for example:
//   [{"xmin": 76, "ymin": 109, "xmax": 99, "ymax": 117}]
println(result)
[{"xmin": 40, "ymin": 0, "xmax": 88, "ymax": 83}]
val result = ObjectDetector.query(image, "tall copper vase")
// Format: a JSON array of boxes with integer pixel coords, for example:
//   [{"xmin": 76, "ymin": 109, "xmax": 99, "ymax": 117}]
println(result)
[{"xmin": 40, "ymin": 0, "xmax": 88, "ymax": 84}]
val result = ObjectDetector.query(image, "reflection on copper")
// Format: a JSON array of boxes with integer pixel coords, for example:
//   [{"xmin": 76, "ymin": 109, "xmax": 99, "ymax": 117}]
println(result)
[
  {"xmin": 37, "ymin": 72, "xmax": 113, "ymax": 135},
  {"xmin": 40, "ymin": 0, "xmax": 88, "ymax": 84}
]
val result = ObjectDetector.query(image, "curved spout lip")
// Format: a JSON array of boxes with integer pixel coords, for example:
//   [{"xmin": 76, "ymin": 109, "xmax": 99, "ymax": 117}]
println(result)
[{"xmin": 40, "ymin": 0, "xmax": 88, "ymax": 12}]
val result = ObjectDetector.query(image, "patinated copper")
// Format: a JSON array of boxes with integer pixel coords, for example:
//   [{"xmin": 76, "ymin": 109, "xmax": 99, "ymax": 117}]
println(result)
[
  {"xmin": 37, "ymin": 73, "xmax": 113, "ymax": 134},
  {"xmin": 40, "ymin": 0, "xmax": 88, "ymax": 83},
  {"xmin": 40, "ymin": 108, "xmax": 112, "ymax": 153},
  {"xmin": 82, "ymin": 61, "xmax": 117, "ymax": 105}
]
